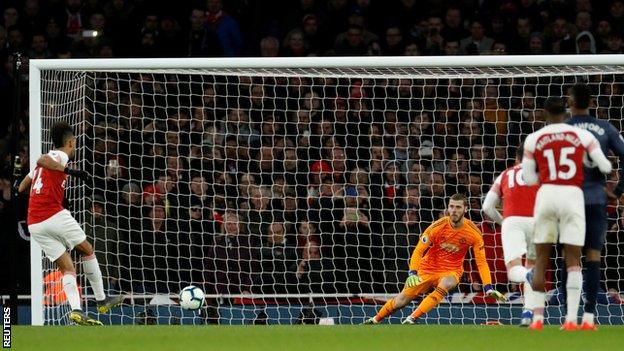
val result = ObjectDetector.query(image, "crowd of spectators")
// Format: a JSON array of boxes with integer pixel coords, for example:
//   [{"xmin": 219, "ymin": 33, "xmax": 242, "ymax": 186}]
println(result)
[
  {"xmin": 3, "ymin": 0, "xmax": 624, "ymax": 63},
  {"xmin": 63, "ymin": 71, "xmax": 623, "ymax": 298},
  {"xmin": 2, "ymin": 0, "xmax": 624, "ymax": 300}
]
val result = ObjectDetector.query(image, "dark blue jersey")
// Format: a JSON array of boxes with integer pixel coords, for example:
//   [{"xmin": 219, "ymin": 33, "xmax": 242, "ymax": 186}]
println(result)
[{"xmin": 567, "ymin": 115, "xmax": 624, "ymax": 204}]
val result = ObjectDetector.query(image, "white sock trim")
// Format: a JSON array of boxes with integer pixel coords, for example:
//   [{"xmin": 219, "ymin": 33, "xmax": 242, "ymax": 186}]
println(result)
[
  {"xmin": 582, "ymin": 312, "xmax": 595, "ymax": 324},
  {"xmin": 82, "ymin": 256, "xmax": 106, "ymax": 301},
  {"xmin": 62, "ymin": 273, "xmax": 82, "ymax": 311},
  {"xmin": 566, "ymin": 269, "xmax": 582, "ymax": 324}
]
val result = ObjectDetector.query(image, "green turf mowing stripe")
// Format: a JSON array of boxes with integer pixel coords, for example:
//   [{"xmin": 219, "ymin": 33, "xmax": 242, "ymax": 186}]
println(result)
[{"xmin": 11, "ymin": 325, "xmax": 624, "ymax": 351}]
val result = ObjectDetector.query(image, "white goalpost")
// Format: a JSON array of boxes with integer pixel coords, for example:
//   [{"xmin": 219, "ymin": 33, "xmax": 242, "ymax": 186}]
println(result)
[{"xmin": 29, "ymin": 55, "xmax": 624, "ymax": 326}]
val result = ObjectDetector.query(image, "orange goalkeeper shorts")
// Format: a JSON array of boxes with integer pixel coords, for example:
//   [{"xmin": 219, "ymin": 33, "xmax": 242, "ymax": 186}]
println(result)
[{"xmin": 401, "ymin": 271, "xmax": 461, "ymax": 299}]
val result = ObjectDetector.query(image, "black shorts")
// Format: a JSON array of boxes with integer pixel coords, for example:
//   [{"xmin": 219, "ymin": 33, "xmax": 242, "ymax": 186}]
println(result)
[{"xmin": 584, "ymin": 204, "xmax": 608, "ymax": 251}]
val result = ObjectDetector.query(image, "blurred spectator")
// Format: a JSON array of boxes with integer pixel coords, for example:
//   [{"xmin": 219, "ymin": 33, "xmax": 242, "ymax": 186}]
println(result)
[
  {"xmin": 45, "ymin": 17, "xmax": 72, "ymax": 55},
  {"xmin": 158, "ymin": 15, "xmax": 185, "ymax": 57},
  {"xmin": 3, "ymin": 7, "xmax": 19, "ymax": 29},
  {"xmin": 488, "ymin": 15, "xmax": 508, "ymax": 43},
  {"xmin": 137, "ymin": 13, "xmax": 160, "ymax": 57},
  {"xmin": 116, "ymin": 182, "xmax": 142, "ymax": 231},
  {"xmin": 129, "ymin": 204, "xmax": 180, "ymax": 293},
  {"xmin": 444, "ymin": 40, "xmax": 460, "ymax": 55},
  {"xmin": 84, "ymin": 195, "xmax": 121, "ymax": 294},
  {"xmin": 403, "ymin": 42, "xmax": 420, "ymax": 56},
  {"xmin": 204, "ymin": 211, "xmax": 255, "ymax": 295},
  {"xmin": 549, "ymin": 17, "xmax": 576, "ymax": 54},
  {"xmin": 254, "ymin": 221, "xmax": 298, "ymax": 293},
  {"xmin": 424, "ymin": 17, "xmax": 445, "ymax": 55},
  {"xmin": 610, "ymin": 0, "xmax": 624, "ymax": 35},
  {"xmin": 7, "ymin": 26, "xmax": 25, "ymax": 53},
  {"xmin": 0, "ymin": 176, "xmax": 11, "ymax": 213},
  {"xmin": 510, "ymin": 18, "xmax": 532, "ymax": 54},
  {"xmin": 297, "ymin": 220, "xmax": 319, "ymax": 247},
  {"xmin": 382, "ymin": 26, "xmax": 404, "ymax": 56},
  {"xmin": 383, "ymin": 205, "xmax": 422, "ymax": 291},
  {"xmin": 178, "ymin": 199, "xmax": 217, "ymax": 284},
  {"xmin": 460, "ymin": 20, "xmax": 494, "ymax": 54},
  {"xmin": 192, "ymin": 10, "xmax": 222, "ymax": 57},
  {"xmin": 259, "ymin": 36, "xmax": 279, "ymax": 57},
  {"xmin": 56, "ymin": 0, "xmax": 86, "ymax": 40},
  {"xmin": 28, "ymin": 33, "xmax": 51, "ymax": 59},
  {"xmin": 296, "ymin": 240, "xmax": 336, "ymax": 293},
  {"xmin": 301, "ymin": 14, "xmax": 325, "ymax": 54},
  {"xmin": 576, "ymin": 30, "xmax": 597, "ymax": 54},
  {"xmin": 441, "ymin": 6, "xmax": 467, "ymax": 42},
  {"xmin": 528, "ymin": 32, "xmax": 546, "ymax": 54},
  {"xmin": 206, "ymin": 0, "xmax": 242, "ymax": 56},
  {"xmin": 282, "ymin": 29, "xmax": 307, "ymax": 56},
  {"xmin": 603, "ymin": 33, "xmax": 624, "ymax": 54},
  {"xmin": 334, "ymin": 25, "xmax": 368, "ymax": 55},
  {"xmin": 596, "ymin": 20, "xmax": 612, "ymax": 50}
]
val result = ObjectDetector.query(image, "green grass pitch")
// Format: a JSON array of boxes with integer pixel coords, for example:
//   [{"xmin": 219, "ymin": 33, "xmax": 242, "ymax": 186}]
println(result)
[{"xmin": 12, "ymin": 325, "xmax": 624, "ymax": 351}]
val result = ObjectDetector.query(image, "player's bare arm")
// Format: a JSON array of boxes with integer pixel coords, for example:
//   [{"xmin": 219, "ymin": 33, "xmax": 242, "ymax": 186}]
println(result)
[
  {"xmin": 482, "ymin": 189, "xmax": 503, "ymax": 225},
  {"xmin": 36, "ymin": 153, "xmax": 89, "ymax": 181},
  {"xmin": 36, "ymin": 154, "xmax": 66, "ymax": 172},
  {"xmin": 18, "ymin": 175, "xmax": 32, "ymax": 193}
]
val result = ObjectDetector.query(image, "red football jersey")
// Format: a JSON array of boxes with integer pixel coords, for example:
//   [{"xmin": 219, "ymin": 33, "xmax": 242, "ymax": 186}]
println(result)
[
  {"xmin": 491, "ymin": 165, "xmax": 539, "ymax": 218},
  {"xmin": 523, "ymin": 123, "xmax": 599, "ymax": 188},
  {"xmin": 27, "ymin": 150, "xmax": 69, "ymax": 225}
]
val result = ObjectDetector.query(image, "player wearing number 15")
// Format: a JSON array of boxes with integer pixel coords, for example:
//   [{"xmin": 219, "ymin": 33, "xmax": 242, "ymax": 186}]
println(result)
[
  {"xmin": 521, "ymin": 97, "xmax": 612, "ymax": 331},
  {"xmin": 363, "ymin": 194, "xmax": 506, "ymax": 325},
  {"xmin": 18, "ymin": 122, "xmax": 124, "ymax": 325}
]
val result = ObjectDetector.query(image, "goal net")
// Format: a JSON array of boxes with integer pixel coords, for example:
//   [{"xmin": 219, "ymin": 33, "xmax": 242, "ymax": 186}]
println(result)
[{"xmin": 29, "ymin": 56, "xmax": 624, "ymax": 325}]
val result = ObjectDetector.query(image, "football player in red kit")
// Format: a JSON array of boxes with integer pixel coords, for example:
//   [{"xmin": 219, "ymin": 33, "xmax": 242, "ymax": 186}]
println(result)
[{"xmin": 19, "ymin": 122, "xmax": 124, "ymax": 325}]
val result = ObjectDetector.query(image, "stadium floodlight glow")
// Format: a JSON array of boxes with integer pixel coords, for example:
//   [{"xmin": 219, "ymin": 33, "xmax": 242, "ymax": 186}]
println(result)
[{"xmin": 29, "ymin": 55, "xmax": 624, "ymax": 326}]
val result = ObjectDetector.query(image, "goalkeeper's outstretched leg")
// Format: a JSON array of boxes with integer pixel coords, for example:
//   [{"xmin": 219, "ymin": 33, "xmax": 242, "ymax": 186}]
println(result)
[
  {"xmin": 363, "ymin": 273, "xmax": 454, "ymax": 324},
  {"xmin": 402, "ymin": 275, "xmax": 457, "ymax": 325},
  {"xmin": 363, "ymin": 290, "xmax": 421, "ymax": 325}
]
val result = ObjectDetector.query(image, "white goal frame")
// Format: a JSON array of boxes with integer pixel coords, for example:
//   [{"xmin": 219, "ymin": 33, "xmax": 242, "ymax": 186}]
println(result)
[{"xmin": 28, "ymin": 54, "xmax": 624, "ymax": 325}]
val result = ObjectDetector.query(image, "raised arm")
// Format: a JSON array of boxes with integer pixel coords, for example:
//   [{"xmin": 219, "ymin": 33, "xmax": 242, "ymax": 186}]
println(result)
[
  {"xmin": 37, "ymin": 154, "xmax": 66, "ymax": 172},
  {"xmin": 521, "ymin": 136, "xmax": 539, "ymax": 185},
  {"xmin": 472, "ymin": 232, "xmax": 507, "ymax": 301},
  {"xmin": 408, "ymin": 228, "xmax": 433, "ymax": 272},
  {"xmin": 585, "ymin": 133, "xmax": 612, "ymax": 175},
  {"xmin": 471, "ymin": 234, "xmax": 492, "ymax": 288},
  {"xmin": 482, "ymin": 174, "xmax": 503, "ymax": 225},
  {"xmin": 608, "ymin": 125, "xmax": 624, "ymax": 196},
  {"xmin": 18, "ymin": 175, "xmax": 32, "ymax": 193},
  {"xmin": 36, "ymin": 153, "xmax": 90, "ymax": 181}
]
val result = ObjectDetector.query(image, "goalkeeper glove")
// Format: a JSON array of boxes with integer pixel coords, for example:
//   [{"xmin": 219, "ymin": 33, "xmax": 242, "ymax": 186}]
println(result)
[
  {"xmin": 484, "ymin": 284, "xmax": 507, "ymax": 301},
  {"xmin": 405, "ymin": 270, "xmax": 421, "ymax": 288},
  {"xmin": 64, "ymin": 167, "xmax": 90, "ymax": 182}
]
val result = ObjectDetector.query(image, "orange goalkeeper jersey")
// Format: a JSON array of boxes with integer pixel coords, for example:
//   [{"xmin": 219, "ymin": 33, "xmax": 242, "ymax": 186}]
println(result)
[{"xmin": 409, "ymin": 216, "xmax": 492, "ymax": 286}]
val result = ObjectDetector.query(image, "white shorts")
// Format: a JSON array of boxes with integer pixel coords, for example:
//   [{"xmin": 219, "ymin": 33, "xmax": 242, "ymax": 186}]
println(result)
[
  {"xmin": 533, "ymin": 184, "xmax": 585, "ymax": 246},
  {"xmin": 501, "ymin": 216, "xmax": 535, "ymax": 264},
  {"xmin": 28, "ymin": 209, "xmax": 87, "ymax": 262}
]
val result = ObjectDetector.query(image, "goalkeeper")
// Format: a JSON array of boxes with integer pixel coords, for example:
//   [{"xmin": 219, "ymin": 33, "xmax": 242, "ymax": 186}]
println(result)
[{"xmin": 364, "ymin": 194, "xmax": 506, "ymax": 325}]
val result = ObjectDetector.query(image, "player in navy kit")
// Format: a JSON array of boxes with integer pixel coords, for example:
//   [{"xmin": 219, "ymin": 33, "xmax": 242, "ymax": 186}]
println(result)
[{"xmin": 566, "ymin": 84, "xmax": 624, "ymax": 330}]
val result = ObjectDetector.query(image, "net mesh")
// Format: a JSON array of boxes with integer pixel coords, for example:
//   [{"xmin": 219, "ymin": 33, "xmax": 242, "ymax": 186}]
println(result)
[{"xmin": 36, "ymin": 64, "xmax": 624, "ymax": 325}]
